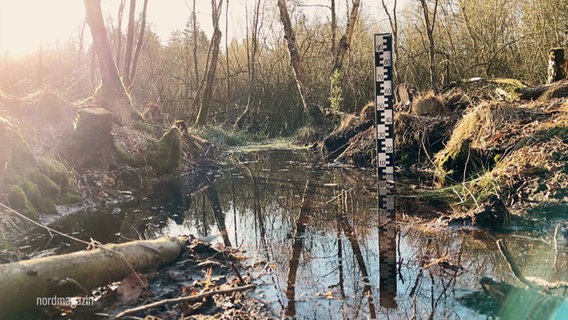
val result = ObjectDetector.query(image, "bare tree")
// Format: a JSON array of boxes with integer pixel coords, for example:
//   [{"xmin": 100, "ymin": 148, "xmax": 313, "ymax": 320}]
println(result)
[
  {"xmin": 277, "ymin": 0, "xmax": 323, "ymax": 125},
  {"xmin": 381, "ymin": 0, "xmax": 398, "ymax": 80},
  {"xmin": 116, "ymin": 0, "xmax": 127, "ymax": 70},
  {"xmin": 122, "ymin": 0, "xmax": 136, "ymax": 86},
  {"xmin": 127, "ymin": 0, "xmax": 149, "ymax": 88},
  {"xmin": 235, "ymin": 0, "xmax": 263, "ymax": 129},
  {"xmin": 331, "ymin": 0, "xmax": 337, "ymax": 53},
  {"xmin": 331, "ymin": 0, "xmax": 360, "ymax": 72},
  {"xmin": 195, "ymin": 0, "xmax": 224, "ymax": 126},
  {"xmin": 225, "ymin": 0, "xmax": 230, "ymax": 115},
  {"xmin": 84, "ymin": 0, "xmax": 132, "ymax": 111},
  {"xmin": 192, "ymin": 0, "xmax": 199, "ymax": 87},
  {"xmin": 418, "ymin": 0, "xmax": 439, "ymax": 89}
]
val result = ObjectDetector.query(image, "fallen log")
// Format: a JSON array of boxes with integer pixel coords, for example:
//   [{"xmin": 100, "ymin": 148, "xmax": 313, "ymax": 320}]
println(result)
[{"xmin": 0, "ymin": 236, "xmax": 186, "ymax": 315}]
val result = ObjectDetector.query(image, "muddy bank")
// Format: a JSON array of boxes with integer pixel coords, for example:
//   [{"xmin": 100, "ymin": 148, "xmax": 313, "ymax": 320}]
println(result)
[
  {"xmin": 318, "ymin": 85, "xmax": 568, "ymax": 226},
  {"xmin": 0, "ymin": 90, "xmax": 217, "ymax": 241}
]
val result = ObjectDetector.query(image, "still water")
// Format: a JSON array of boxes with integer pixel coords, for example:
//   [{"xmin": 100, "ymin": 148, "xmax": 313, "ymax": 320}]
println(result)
[{"xmin": 22, "ymin": 148, "xmax": 568, "ymax": 319}]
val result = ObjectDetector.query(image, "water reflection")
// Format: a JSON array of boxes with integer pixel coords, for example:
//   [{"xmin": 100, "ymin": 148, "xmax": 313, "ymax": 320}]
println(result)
[{"xmin": 19, "ymin": 149, "xmax": 568, "ymax": 319}]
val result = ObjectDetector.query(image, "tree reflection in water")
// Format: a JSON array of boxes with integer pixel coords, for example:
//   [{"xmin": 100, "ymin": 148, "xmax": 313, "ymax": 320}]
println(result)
[{"xmin": 28, "ymin": 149, "xmax": 566, "ymax": 319}]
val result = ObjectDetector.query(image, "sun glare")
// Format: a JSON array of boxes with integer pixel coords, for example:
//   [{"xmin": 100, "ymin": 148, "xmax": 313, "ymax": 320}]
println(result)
[{"xmin": 0, "ymin": 0, "xmax": 84, "ymax": 57}]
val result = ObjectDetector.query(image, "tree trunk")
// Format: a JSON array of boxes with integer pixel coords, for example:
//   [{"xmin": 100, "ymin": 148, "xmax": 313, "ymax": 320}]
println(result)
[
  {"xmin": 195, "ymin": 0, "xmax": 223, "ymax": 127},
  {"xmin": 234, "ymin": 0, "xmax": 262, "ymax": 129},
  {"xmin": 277, "ymin": 0, "xmax": 324, "ymax": 125},
  {"xmin": 225, "ymin": 0, "xmax": 230, "ymax": 116},
  {"xmin": 419, "ymin": 0, "xmax": 439, "ymax": 89},
  {"xmin": 192, "ymin": 0, "xmax": 200, "ymax": 88},
  {"xmin": 331, "ymin": 0, "xmax": 360, "ymax": 72},
  {"xmin": 0, "ymin": 237, "xmax": 185, "ymax": 315},
  {"xmin": 330, "ymin": 0, "xmax": 360, "ymax": 112},
  {"xmin": 548, "ymin": 47, "xmax": 565, "ymax": 84},
  {"xmin": 84, "ymin": 0, "xmax": 133, "ymax": 118},
  {"xmin": 115, "ymin": 0, "xmax": 127, "ymax": 71},
  {"xmin": 127, "ymin": 0, "xmax": 149, "ymax": 89},
  {"xmin": 381, "ymin": 0, "xmax": 398, "ymax": 81},
  {"xmin": 330, "ymin": 0, "xmax": 337, "ymax": 53},
  {"xmin": 122, "ymin": 0, "xmax": 136, "ymax": 86},
  {"xmin": 61, "ymin": 108, "xmax": 118, "ymax": 169}
]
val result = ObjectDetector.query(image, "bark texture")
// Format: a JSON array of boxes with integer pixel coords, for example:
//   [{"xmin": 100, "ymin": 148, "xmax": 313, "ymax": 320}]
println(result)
[
  {"xmin": 277, "ymin": 0, "xmax": 323, "ymax": 125},
  {"xmin": 331, "ymin": 0, "xmax": 361, "ymax": 72},
  {"xmin": 548, "ymin": 47, "xmax": 565, "ymax": 84},
  {"xmin": 195, "ymin": 0, "xmax": 223, "ymax": 126},
  {"xmin": 0, "ymin": 237, "xmax": 185, "ymax": 315}
]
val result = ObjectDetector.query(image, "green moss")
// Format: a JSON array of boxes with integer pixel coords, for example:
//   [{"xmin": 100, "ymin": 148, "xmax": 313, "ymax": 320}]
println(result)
[
  {"xmin": 37, "ymin": 157, "xmax": 72, "ymax": 193},
  {"xmin": 435, "ymin": 139, "xmax": 496, "ymax": 185},
  {"xmin": 6, "ymin": 184, "xmax": 38, "ymax": 220},
  {"xmin": 540, "ymin": 124, "xmax": 568, "ymax": 139},
  {"xmin": 29, "ymin": 171, "xmax": 60, "ymax": 197},
  {"xmin": 148, "ymin": 127, "xmax": 181, "ymax": 174},
  {"xmin": 21, "ymin": 179, "xmax": 56, "ymax": 215},
  {"xmin": 10, "ymin": 138, "xmax": 36, "ymax": 171},
  {"xmin": 0, "ymin": 240, "xmax": 17, "ymax": 251},
  {"xmin": 133, "ymin": 120, "xmax": 154, "ymax": 133},
  {"xmin": 57, "ymin": 192, "xmax": 83, "ymax": 205},
  {"xmin": 116, "ymin": 144, "xmax": 140, "ymax": 166},
  {"xmin": 198, "ymin": 126, "xmax": 243, "ymax": 146}
]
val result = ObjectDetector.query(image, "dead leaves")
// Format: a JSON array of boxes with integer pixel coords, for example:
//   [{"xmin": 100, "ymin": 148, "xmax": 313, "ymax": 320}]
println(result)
[{"xmin": 116, "ymin": 272, "xmax": 150, "ymax": 304}]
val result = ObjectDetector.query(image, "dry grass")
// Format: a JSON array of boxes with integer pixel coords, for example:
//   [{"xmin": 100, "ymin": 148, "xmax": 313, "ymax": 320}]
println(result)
[
  {"xmin": 412, "ymin": 91, "xmax": 446, "ymax": 116},
  {"xmin": 113, "ymin": 125, "xmax": 155, "ymax": 161},
  {"xmin": 439, "ymin": 102, "xmax": 526, "ymax": 155}
]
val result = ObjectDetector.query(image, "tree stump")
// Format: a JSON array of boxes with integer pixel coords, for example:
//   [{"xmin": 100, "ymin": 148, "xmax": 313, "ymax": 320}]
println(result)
[
  {"xmin": 548, "ymin": 47, "xmax": 565, "ymax": 84},
  {"xmin": 62, "ymin": 107, "xmax": 117, "ymax": 168}
]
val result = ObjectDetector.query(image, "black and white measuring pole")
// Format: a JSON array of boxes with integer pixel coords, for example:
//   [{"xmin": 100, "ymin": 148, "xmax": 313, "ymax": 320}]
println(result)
[
  {"xmin": 375, "ymin": 33, "xmax": 397, "ymax": 308},
  {"xmin": 374, "ymin": 33, "xmax": 395, "ymax": 222}
]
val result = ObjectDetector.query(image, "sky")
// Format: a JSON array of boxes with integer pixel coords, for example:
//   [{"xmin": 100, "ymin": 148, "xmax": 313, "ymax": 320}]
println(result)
[{"xmin": 0, "ymin": 0, "xmax": 408, "ymax": 57}]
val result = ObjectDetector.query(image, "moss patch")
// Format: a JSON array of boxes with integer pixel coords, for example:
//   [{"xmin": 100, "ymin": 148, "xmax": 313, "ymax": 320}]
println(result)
[
  {"xmin": 147, "ymin": 127, "xmax": 181, "ymax": 174},
  {"xmin": 434, "ymin": 102, "xmax": 525, "ymax": 185},
  {"xmin": 2, "ymin": 125, "xmax": 80, "ymax": 217},
  {"xmin": 6, "ymin": 184, "xmax": 37, "ymax": 220}
]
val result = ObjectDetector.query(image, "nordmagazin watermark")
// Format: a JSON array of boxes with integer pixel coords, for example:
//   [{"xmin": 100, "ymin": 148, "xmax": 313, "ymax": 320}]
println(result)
[{"xmin": 36, "ymin": 296, "xmax": 95, "ymax": 308}]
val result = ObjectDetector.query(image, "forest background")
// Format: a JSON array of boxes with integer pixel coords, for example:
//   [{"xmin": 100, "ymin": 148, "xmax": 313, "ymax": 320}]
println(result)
[{"xmin": 1, "ymin": 0, "xmax": 567, "ymax": 136}]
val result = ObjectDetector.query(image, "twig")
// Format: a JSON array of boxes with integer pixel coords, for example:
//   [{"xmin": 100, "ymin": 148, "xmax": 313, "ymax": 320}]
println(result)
[
  {"xmin": 114, "ymin": 284, "xmax": 257, "ymax": 318},
  {"xmin": 553, "ymin": 224, "xmax": 560, "ymax": 272},
  {"xmin": 422, "ymin": 255, "xmax": 449, "ymax": 269},
  {"xmin": 0, "ymin": 202, "xmax": 90, "ymax": 246},
  {"xmin": 229, "ymin": 261, "xmax": 245, "ymax": 284},
  {"xmin": 496, "ymin": 239, "xmax": 540, "ymax": 291}
]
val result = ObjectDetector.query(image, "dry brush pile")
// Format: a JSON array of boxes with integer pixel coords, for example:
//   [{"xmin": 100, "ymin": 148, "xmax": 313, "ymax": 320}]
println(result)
[{"xmin": 319, "ymin": 85, "xmax": 568, "ymax": 223}]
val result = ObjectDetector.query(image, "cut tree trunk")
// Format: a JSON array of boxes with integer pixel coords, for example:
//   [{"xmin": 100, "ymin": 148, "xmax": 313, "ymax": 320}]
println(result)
[
  {"xmin": 61, "ymin": 107, "xmax": 117, "ymax": 168},
  {"xmin": 0, "ymin": 237, "xmax": 185, "ymax": 315}
]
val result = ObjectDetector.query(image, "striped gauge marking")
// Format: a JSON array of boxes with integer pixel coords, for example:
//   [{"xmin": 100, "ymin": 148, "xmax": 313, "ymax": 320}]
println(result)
[{"xmin": 375, "ymin": 33, "xmax": 397, "ymax": 308}]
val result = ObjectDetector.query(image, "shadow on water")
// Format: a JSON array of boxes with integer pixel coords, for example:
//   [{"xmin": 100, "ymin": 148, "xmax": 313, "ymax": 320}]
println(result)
[{"xmin": 19, "ymin": 149, "xmax": 568, "ymax": 319}]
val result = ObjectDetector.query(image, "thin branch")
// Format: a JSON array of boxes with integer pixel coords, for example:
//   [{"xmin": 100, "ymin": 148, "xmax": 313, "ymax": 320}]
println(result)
[
  {"xmin": 115, "ymin": 284, "xmax": 257, "ymax": 318},
  {"xmin": 496, "ymin": 239, "xmax": 540, "ymax": 291}
]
